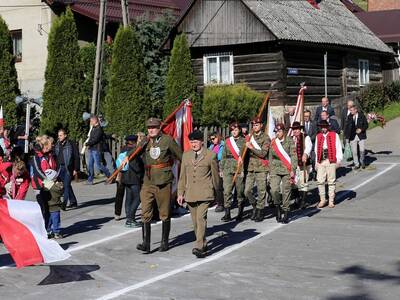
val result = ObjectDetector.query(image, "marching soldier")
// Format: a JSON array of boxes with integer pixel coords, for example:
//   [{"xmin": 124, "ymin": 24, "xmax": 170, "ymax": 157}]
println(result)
[
  {"xmin": 269, "ymin": 123, "xmax": 297, "ymax": 224},
  {"xmin": 315, "ymin": 120, "xmax": 343, "ymax": 208},
  {"xmin": 290, "ymin": 121, "xmax": 313, "ymax": 209},
  {"xmin": 177, "ymin": 130, "xmax": 220, "ymax": 258},
  {"xmin": 135, "ymin": 118, "xmax": 182, "ymax": 253},
  {"xmin": 220, "ymin": 122, "xmax": 246, "ymax": 222},
  {"xmin": 244, "ymin": 117, "xmax": 271, "ymax": 222}
]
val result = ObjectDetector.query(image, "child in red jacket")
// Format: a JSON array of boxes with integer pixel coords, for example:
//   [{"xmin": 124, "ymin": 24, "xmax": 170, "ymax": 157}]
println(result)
[{"xmin": 10, "ymin": 160, "xmax": 30, "ymax": 200}]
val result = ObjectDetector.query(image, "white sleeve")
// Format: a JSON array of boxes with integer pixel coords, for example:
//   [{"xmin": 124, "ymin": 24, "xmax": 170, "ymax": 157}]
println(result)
[
  {"xmin": 336, "ymin": 133, "xmax": 343, "ymax": 163},
  {"xmin": 304, "ymin": 136, "xmax": 312, "ymax": 157},
  {"xmin": 314, "ymin": 136, "xmax": 318, "ymax": 156}
]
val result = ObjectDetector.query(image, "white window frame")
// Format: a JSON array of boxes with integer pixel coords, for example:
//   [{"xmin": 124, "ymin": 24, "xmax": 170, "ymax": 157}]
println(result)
[
  {"xmin": 358, "ymin": 59, "xmax": 369, "ymax": 86},
  {"xmin": 10, "ymin": 29, "xmax": 22, "ymax": 62},
  {"xmin": 203, "ymin": 52, "xmax": 234, "ymax": 85}
]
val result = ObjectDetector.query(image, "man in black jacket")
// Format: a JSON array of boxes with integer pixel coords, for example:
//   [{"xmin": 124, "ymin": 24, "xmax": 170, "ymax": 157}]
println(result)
[
  {"xmin": 345, "ymin": 105, "xmax": 368, "ymax": 169},
  {"xmin": 314, "ymin": 97, "xmax": 335, "ymax": 124},
  {"xmin": 55, "ymin": 129, "xmax": 80, "ymax": 210},
  {"xmin": 85, "ymin": 116, "xmax": 111, "ymax": 184},
  {"xmin": 320, "ymin": 111, "xmax": 340, "ymax": 134}
]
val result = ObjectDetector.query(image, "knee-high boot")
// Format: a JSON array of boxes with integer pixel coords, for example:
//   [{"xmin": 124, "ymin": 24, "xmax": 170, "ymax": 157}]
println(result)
[
  {"xmin": 159, "ymin": 220, "xmax": 171, "ymax": 252},
  {"xmin": 137, "ymin": 222, "xmax": 151, "ymax": 253}
]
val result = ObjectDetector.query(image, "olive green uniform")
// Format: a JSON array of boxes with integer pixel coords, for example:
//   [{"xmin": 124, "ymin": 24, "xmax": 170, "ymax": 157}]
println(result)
[
  {"xmin": 244, "ymin": 132, "xmax": 271, "ymax": 210},
  {"xmin": 269, "ymin": 137, "xmax": 298, "ymax": 212},
  {"xmin": 136, "ymin": 133, "xmax": 182, "ymax": 223},
  {"xmin": 221, "ymin": 136, "xmax": 245, "ymax": 208}
]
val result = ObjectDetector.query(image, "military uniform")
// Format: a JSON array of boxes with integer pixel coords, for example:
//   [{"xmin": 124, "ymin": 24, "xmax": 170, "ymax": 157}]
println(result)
[
  {"xmin": 244, "ymin": 130, "xmax": 271, "ymax": 221},
  {"xmin": 269, "ymin": 127, "xmax": 297, "ymax": 223},
  {"xmin": 178, "ymin": 131, "xmax": 220, "ymax": 258},
  {"xmin": 136, "ymin": 118, "xmax": 182, "ymax": 253},
  {"xmin": 221, "ymin": 135, "xmax": 245, "ymax": 221}
]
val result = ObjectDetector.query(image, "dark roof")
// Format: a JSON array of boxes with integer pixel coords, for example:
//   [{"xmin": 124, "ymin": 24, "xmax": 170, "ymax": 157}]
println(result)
[
  {"xmin": 340, "ymin": 0, "xmax": 364, "ymax": 12},
  {"xmin": 45, "ymin": 0, "xmax": 181, "ymax": 23},
  {"xmin": 356, "ymin": 10, "xmax": 400, "ymax": 43}
]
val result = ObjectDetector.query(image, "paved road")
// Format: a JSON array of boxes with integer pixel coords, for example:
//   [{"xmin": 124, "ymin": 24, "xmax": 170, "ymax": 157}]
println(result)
[{"xmin": 1, "ymin": 120, "xmax": 400, "ymax": 300}]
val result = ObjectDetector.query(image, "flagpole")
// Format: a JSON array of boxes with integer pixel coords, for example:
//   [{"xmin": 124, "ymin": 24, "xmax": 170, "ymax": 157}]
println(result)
[
  {"xmin": 232, "ymin": 92, "xmax": 271, "ymax": 185},
  {"xmin": 299, "ymin": 83, "xmax": 307, "ymax": 184},
  {"xmin": 106, "ymin": 100, "xmax": 188, "ymax": 183}
]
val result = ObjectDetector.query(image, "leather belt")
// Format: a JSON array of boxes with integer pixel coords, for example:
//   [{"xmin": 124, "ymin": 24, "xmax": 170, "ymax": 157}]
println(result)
[{"xmin": 145, "ymin": 161, "xmax": 173, "ymax": 179}]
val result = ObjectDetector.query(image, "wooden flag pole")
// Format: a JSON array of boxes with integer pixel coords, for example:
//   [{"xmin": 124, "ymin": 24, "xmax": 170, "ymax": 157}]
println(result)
[
  {"xmin": 232, "ymin": 92, "xmax": 271, "ymax": 185},
  {"xmin": 299, "ymin": 83, "xmax": 308, "ymax": 184},
  {"xmin": 107, "ymin": 100, "xmax": 188, "ymax": 183}
]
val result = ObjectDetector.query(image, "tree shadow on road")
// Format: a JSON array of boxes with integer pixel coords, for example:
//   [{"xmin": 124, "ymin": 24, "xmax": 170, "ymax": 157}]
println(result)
[
  {"xmin": 76, "ymin": 197, "xmax": 115, "ymax": 209},
  {"xmin": 62, "ymin": 217, "xmax": 113, "ymax": 238},
  {"xmin": 38, "ymin": 264, "xmax": 100, "ymax": 285}
]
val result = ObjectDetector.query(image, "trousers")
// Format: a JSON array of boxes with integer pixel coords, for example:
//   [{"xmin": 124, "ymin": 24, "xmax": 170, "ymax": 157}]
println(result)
[
  {"xmin": 317, "ymin": 159, "xmax": 337, "ymax": 198},
  {"xmin": 187, "ymin": 201, "xmax": 210, "ymax": 250},
  {"xmin": 140, "ymin": 183, "xmax": 171, "ymax": 223}
]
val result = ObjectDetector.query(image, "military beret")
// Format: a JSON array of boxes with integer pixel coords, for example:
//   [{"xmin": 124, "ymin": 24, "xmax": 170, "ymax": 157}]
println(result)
[
  {"xmin": 188, "ymin": 130, "xmax": 203, "ymax": 141},
  {"xmin": 290, "ymin": 121, "xmax": 303, "ymax": 130},
  {"xmin": 251, "ymin": 117, "xmax": 262, "ymax": 124},
  {"xmin": 318, "ymin": 120, "xmax": 330, "ymax": 128},
  {"xmin": 146, "ymin": 117, "xmax": 161, "ymax": 128},
  {"xmin": 125, "ymin": 135, "xmax": 138, "ymax": 142},
  {"xmin": 274, "ymin": 123, "xmax": 286, "ymax": 132}
]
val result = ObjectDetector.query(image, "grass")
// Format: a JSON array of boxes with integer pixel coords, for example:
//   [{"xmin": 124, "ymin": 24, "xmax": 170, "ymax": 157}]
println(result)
[
  {"xmin": 368, "ymin": 101, "xmax": 400, "ymax": 130},
  {"xmin": 353, "ymin": 0, "xmax": 368, "ymax": 11}
]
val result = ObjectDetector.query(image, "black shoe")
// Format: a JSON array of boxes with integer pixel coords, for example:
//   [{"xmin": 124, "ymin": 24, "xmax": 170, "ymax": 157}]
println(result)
[
  {"xmin": 67, "ymin": 203, "xmax": 78, "ymax": 209},
  {"xmin": 361, "ymin": 163, "xmax": 366, "ymax": 169},
  {"xmin": 60, "ymin": 203, "xmax": 66, "ymax": 211},
  {"xmin": 299, "ymin": 192, "xmax": 307, "ymax": 210},
  {"xmin": 281, "ymin": 211, "xmax": 289, "ymax": 224},
  {"xmin": 250, "ymin": 206, "xmax": 257, "ymax": 220},
  {"xmin": 159, "ymin": 220, "xmax": 171, "ymax": 252},
  {"xmin": 254, "ymin": 209, "xmax": 264, "ymax": 222},
  {"xmin": 215, "ymin": 205, "xmax": 224, "ymax": 213},
  {"xmin": 192, "ymin": 248, "xmax": 206, "ymax": 258},
  {"xmin": 353, "ymin": 165, "xmax": 360, "ymax": 170},
  {"xmin": 236, "ymin": 204, "xmax": 244, "ymax": 222},
  {"xmin": 275, "ymin": 206, "xmax": 282, "ymax": 223},
  {"xmin": 136, "ymin": 222, "xmax": 151, "ymax": 253},
  {"xmin": 221, "ymin": 208, "xmax": 231, "ymax": 222}
]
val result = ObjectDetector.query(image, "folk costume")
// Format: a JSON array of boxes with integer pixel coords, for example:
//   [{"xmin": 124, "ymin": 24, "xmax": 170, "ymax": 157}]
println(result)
[{"xmin": 315, "ymin": 120, "xmax": 343, "ymax": 208}]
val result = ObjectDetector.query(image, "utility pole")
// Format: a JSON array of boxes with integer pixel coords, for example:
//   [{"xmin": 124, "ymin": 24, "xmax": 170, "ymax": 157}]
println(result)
[
  {"xmin": 91, "ymin": 0, "xmax": 107, "ymax": 114},
  {"xmin": 324, "ymin": 52, "xmax": 328, "ymax": 98},
  {"xmin": 121, "ymin": 0, "xmax": 129, "ymax": 27}
]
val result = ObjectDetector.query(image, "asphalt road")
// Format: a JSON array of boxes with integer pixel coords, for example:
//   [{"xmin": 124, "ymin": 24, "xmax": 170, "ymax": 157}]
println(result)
[{"xmin": 1, "ymin": 122, "xmax": 400, "ymax": 300}]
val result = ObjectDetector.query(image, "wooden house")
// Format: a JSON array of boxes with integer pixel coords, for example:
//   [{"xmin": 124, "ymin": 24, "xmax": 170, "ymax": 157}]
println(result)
[{"xmin": 164, "ymin": 0, "xmax": 395, "ymax": 108}]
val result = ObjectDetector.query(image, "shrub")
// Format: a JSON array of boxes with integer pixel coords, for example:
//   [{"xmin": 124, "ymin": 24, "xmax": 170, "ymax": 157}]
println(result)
[
  {"xmin": 360, "ymin": 81, "xmax": 400, "ymax": 112},
  {"xmin": 202, "ymin": 83, "xmax": 264, "ymax": 127}
]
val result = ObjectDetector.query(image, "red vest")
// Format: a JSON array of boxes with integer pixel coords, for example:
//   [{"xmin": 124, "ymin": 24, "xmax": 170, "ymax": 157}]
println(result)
[
  {"xmin": 294, "ymin": 134, "xmax": 304, "ymax": 167},
  {"xmin": 316, "ymin": 132, "xmax": 337, "ymax": 163}
]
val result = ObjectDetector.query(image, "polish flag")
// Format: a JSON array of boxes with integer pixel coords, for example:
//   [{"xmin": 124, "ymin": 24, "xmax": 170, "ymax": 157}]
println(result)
[
  {"xmin": 0, "ymin": 199, "xmax": 70, "ymax": 268},
  {"xmin": 288, "ymin": 85, "xmax": 307, "ymax": 136}
]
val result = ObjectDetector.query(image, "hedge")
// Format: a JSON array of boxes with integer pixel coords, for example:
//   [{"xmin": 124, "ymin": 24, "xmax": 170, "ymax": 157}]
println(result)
[{"xmin": 360, "ymin": 81, "xmax": 400, "ymax": 112}]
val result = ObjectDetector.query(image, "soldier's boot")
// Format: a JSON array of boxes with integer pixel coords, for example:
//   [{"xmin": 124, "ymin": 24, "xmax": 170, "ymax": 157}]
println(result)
[
  {"xmin": 250, "ymin": 205, "xmax": 257, "ymax": 220},
  {"xmin": 236, "ymin": 203, "xmax": 244, "ymax": 222},
  {"xmin": 299, "ymin": 191, "xmax": 308, "ymax": 210},
  {"xmin": 137, "ymin": 222, "xmax": 151, "ymax": 253},
  {"xmin": 221, "ymin": 208, "xmax": 231, "ymax": 222},
  {"xmin": 275, "ymin": 206, "xmax": 282, "ymax": 223},
  {"xmin": 281, "ymin": 210, "xmax": 289, "ymax": 224},
  {"xmin": 159, "ymin": 220, "xmax": 171, "ymax": 252},
  {"xmin": 254, "ymin": 209, "xmax": 264, "ymax": 222}
]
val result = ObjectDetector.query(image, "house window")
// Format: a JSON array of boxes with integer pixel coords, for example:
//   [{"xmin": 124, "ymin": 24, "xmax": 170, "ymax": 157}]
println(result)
[
  {"xmin": 10, "ymin": 30, "xmax": 22, "ymax": 62},
  {"xmin": 359, "ymin": 59, "xmax": 369, "ymax": 86},
  {"xmin": 203, "ymin": 53, "xmax": 234, "ymax": 85}
]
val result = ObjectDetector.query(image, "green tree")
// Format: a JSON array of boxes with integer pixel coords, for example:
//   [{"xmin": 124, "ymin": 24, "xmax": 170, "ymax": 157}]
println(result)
[
  {"xmin": 41, "ymin": 7, "xmax": 85, "ymax": 140},
  {"xmin": 136, "ymin": 14, "xmax": 174, "ymax": 117},
  {"xmin": 104, "ymin": 25, "xmax": 150, "ymax": 136},
  {"xmin": 0, "ymin": 16, "xmax": 19, "ymax": 125},
  {"xmin": 202, "ymin": 83, "xmax": 264, "ymax": 127},
  {"xmin": 164, "ymin": 33, "xmax": 199, "ymax": 120}
]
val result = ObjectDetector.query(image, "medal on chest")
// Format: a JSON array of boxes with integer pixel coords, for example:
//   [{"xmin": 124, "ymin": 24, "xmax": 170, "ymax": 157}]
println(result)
[{"xmin": 149, "ymin": 136, "xmax": 162, "ymax": 160}]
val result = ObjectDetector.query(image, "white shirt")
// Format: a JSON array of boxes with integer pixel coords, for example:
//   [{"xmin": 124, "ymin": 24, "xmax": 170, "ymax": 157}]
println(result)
[
  {"xmin": 293, "ymin": 135, "xmax": 312, "ymax": 157},
  {"xmin": 353, "ymin": 113, "xmax": 358, "ymax": 126},
  {"xmin": 314, "ymin": 132, "xmax": 343, "ymax": 163}
]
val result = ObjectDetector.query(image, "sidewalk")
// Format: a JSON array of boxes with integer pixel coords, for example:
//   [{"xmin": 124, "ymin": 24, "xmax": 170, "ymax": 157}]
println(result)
[{"xmin": 367, "ymin": 116, "xmax": 400, "ymax": 156}]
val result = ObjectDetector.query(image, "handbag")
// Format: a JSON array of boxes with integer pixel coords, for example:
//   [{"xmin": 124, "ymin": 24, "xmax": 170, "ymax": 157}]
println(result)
[{"xmin": 343, "ymin": 142, "xmax": 353, "ymax": 161}]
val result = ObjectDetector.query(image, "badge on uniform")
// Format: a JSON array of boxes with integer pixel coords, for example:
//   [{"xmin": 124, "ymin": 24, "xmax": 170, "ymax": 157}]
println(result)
[{"xmin": 149, "ymin": 147, "xmax": 161, "ymax": 159}]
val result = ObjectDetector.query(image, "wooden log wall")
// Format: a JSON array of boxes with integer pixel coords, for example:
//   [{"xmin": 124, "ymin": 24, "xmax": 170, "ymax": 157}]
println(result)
[{"xmin": 283, "ymin": 48, "xmax": 343, "ymax": 105}]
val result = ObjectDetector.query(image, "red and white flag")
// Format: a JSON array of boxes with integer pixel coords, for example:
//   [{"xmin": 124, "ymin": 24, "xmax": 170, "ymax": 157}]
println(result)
[
  {"xmin": 162, "ymin": 99, "xmax": 193, "ymax": 193},
  {"xmin": 288, "ymin": 85, "xmax": 307, "ymax": 136},
  {"xmin": 162, "ymin": 99, "xmax": 193, "ymax": 152},
  {"xmin": 0, "ymin": 199, "xmax": 70, "ymax": 268}
]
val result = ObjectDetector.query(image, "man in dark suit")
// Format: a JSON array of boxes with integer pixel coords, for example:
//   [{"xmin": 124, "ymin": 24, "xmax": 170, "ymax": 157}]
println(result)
[
  {"xmin": 344, "ymin": 105, "xmax": 368, "ymax": 169},
  {"xmin": 315, "ymin": 97, "xmax": 335, "ymax": 123},
  {"xmin": 341, "ymin": 100, "xmax": 355, "ymax": 137},
  {"xmin": 320, "ymin": 111, "xmax": 340, "ymax": 134},
  {"xmin": 304, "ymin": 109, "xmax": 318, "ymax": 180}
]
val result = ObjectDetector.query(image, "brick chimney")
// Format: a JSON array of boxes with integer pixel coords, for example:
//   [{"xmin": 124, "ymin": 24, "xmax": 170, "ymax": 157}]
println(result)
[{"xmin": 368, "ymin": 0, "xmax": 400, "ymax": 11}]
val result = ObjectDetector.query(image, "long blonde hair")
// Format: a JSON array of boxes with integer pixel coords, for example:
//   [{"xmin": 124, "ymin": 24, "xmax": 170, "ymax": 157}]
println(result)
[{"xmin": 36, "ymin": 135, "xmax": 54, "ymax": 151}]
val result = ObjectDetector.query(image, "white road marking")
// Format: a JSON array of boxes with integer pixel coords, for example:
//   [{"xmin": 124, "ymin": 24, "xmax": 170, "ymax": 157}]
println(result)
[
  {"xmin": 95, "ymin": 163, "xmax": 398, "ymax": 299},
  {"xmin": 96, "ymin": 223, "xmax": 283, "ymax": 300}
]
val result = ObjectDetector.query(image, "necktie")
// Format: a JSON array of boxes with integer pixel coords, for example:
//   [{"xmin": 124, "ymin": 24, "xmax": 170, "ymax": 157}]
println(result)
[{"xmin": 195, "ymin": 152, "xmax": 198, "ymax": 160}]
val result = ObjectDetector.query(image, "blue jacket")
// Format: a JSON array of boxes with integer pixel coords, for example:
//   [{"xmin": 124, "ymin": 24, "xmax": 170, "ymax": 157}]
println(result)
[
  {"xmin": 54, "ymin": 139, "xmax": 80, "ymax": 174},
  {"xmin": 209, "ymin": 141, "xmax": 225, "ymax": 161}
]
